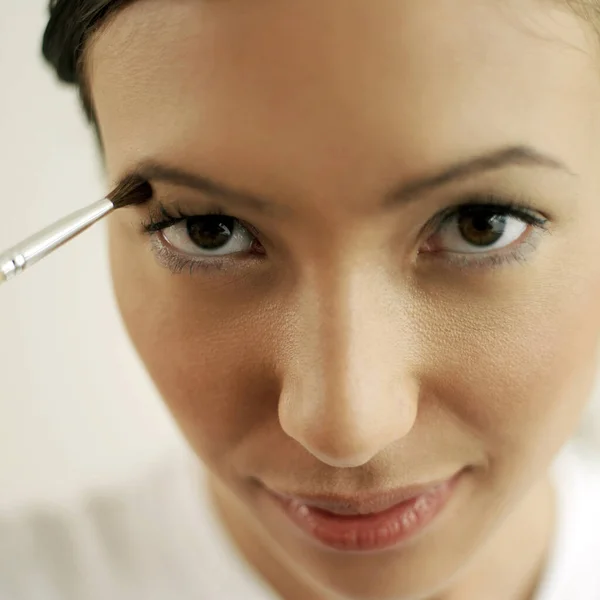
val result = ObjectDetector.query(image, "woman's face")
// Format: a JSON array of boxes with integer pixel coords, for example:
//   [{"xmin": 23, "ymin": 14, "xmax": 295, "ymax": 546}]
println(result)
[{"xmin": 92, "ymin": 0, "xmax": 600, "ymax": 597}]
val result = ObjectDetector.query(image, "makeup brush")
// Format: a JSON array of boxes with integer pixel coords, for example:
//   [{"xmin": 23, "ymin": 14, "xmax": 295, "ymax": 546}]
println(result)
[{"xmin": 0, "ymin": 175, "xmax": 153, "ymax": 286}]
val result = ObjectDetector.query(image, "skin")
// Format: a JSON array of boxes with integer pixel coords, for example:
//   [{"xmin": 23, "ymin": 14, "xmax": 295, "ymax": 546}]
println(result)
[{"xmin": 87, "ymin": 0, "xmax": 600, "ymax": 598}]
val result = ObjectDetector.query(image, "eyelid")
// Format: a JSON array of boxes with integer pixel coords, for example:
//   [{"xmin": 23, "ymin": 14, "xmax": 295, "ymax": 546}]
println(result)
[
  {"xmin": 437, "ymin": 226, "xmax": 550, "ymax": 270},
  {"xmin": 421, "ymin": 194, "xmax": 549, "ymax": 238},
  {"xmin": 140, "ymin": 202, "xmax": 198, "ymax": 234},
  {"xmin": 138, "ymin": 200, "xmax": 266, "ymax": 275},
  {"xmin": 140, "ymin": 201, "xmax": 263, "ymax": 239},
  {"xmin": 419, "ymin": 197, "xmax": 552, "ymax": 269},
  {"xmin": 440, "ymin": 196, "xmax": 548, "ymax": 224}
]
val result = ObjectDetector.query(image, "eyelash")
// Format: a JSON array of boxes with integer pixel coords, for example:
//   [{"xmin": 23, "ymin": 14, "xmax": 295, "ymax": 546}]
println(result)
[
  {"xmin": 141, "ymin": 203, "xmax": 264, "ymax": 275},
  {"xmin": 420, "ymin": 195, "xmax": 551, "ymax": 269},
  {"xmin": 140, "ymin": 196, "xmax": 551, "ymax": 274}
]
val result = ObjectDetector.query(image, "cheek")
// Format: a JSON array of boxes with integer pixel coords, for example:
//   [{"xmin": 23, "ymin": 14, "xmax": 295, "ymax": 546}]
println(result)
[
  {"xmin": 108, "ymin": 218, "xmax": 285, "ymax": 471},
  {"xmin": 419, "ymin": 264, "xmax": 600, "ymax": 471}
]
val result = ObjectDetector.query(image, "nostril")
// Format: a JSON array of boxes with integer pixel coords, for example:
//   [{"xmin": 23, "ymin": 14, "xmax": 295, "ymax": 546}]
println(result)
[
  {"xmin": 280, "ymin": 419, "xmax": 392, "ymax": 469},
  {"xmin": 278, "ymin": 337, "xmax": 420, "ymax": 469}
]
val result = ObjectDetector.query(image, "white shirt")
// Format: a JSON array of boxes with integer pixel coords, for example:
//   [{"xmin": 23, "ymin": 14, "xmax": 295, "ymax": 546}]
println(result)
[
  {"xmin": 533, "ymin": 446, "xmax": 600, "ymax": 599},
  {"xmin": 1, "ymin": 445, "xmax": 599, "ymax": 600}
]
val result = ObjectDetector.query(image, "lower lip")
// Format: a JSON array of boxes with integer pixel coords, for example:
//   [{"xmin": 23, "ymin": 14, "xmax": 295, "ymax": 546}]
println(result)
[{"xmin": 266, "ymin": 476, "xmax": 460, "ymax": 553}]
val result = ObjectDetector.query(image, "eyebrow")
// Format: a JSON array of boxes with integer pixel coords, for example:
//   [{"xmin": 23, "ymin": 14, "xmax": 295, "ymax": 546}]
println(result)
[
  {"xmin": 386, "ymin": 145, "xmax": 573, "ymax": 205},
  {"xmin": 127, "ymin": 161, "xmax": 286, "ymax": 215},
  {"xmin": 126, "ymin": 145, "xmax": 572, "ymax": 213}
]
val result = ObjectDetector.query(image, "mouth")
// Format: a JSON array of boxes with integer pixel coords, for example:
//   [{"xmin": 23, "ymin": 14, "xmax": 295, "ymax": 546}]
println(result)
[{"xmin": 262, "ymin": 472, "xmax": 463, "ymax": 553}]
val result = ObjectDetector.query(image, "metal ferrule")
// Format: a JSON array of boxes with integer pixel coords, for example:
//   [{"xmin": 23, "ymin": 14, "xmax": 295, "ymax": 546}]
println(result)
[{"xmin": 0, "ymin": 198, "xmax": 113, "ymax": 286}]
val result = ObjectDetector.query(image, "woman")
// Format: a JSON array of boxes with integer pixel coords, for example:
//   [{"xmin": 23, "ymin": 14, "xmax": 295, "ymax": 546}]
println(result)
[{"xmin": 5, "ymin": 0, "xmax": 600, "ymax": 598}]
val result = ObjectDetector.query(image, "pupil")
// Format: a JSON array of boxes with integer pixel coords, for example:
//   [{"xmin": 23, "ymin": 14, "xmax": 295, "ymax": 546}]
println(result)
[
  {"xmin": 187, "ymin": 216, "xmax": 235, "ymax": 250},
  {"xmin": 458, "ymin": 208, "xmax": 506, "ymax": 247}
]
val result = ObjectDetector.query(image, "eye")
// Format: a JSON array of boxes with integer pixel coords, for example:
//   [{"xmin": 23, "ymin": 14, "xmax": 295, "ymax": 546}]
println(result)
[
  {"xmin": 161, "ymin": 215, "xmax": 256, "ymax": 257},
  {"xmin": 423, "ymin": 204, "xmax": 542, "ymax": 255}
]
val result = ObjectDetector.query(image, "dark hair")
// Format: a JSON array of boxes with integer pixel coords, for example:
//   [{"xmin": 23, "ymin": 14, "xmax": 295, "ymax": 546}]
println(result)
[{"xmin": 42, "ymin": 0, "xmax": 134, "ymax": 122}]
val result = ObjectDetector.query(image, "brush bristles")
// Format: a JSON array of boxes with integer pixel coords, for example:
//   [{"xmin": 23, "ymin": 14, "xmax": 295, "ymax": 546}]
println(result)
[{"xmin": 108, "ymin": 175, "xmax": 153, "ymax": 209}]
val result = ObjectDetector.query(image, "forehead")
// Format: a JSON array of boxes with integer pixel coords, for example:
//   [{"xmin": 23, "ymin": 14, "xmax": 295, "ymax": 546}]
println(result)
[{"xmin": 89, "ymin": 0, "xmax": 599, "ymax": 193}]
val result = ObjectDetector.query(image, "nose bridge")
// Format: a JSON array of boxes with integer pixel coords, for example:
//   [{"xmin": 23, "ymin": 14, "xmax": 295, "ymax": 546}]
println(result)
[{"xmin": 279, "ymin": 260, "xmax": 419, "ymax": 468}]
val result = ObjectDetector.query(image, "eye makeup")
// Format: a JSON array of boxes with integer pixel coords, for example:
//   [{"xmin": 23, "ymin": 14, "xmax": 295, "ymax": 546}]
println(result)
[
  {"xmin": 418, "ymin": 194, "xmax": 551, "ymax": 270},
  {"xmin": 137, "ymin": 193, "xmax": 552, "ymax": 276},
  {"xmin": 140, "ymin": 201, "xmax": 265, "ymax": 275}
]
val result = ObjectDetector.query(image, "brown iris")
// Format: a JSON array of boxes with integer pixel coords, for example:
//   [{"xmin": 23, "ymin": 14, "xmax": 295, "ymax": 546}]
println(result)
[
  {"xmin": 458, "ymin": 207, "xmax": 507, "ymax": 247},
  {"xmin": 187, "ymin": 216, "xmax": 235, "ymax": 250}
]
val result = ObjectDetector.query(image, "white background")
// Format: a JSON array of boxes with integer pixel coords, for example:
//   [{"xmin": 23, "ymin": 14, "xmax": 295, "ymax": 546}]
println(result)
[
  {"xmin": 1, "ymin": 1, "xmax": 599, "ymax": 509},
  {"xmin": 0, "ymin": 2, "xmax": 183, "ymax": 508}
]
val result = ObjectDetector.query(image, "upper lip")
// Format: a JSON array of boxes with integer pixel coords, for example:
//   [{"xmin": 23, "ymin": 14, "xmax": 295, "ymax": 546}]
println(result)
[{"xmin": 265, "ymin": 477, "xmax": 455, "ymax": 516}]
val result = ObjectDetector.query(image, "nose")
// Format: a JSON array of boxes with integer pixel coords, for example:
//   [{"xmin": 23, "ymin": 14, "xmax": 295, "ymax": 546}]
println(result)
[{"xmin": 278, "ymin": 263, "xmax": 419, "ymax": 468}]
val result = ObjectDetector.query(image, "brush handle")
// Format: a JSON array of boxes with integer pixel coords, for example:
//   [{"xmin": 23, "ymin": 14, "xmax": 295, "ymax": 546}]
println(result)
[{"xmin": 0, "ymin": 198, "xmax": 114, "ymax": 286}]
